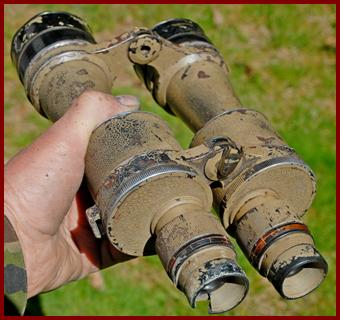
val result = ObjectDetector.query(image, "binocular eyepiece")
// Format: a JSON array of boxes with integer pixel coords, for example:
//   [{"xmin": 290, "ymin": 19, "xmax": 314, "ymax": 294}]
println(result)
[
  {"xmin": 11, "ymin": 11, "xmax": 327, "ymax": 313},
  {"xmin": 11, "ymin": 11, "xmax": 95, "ymax": 83},
  {"xmin": 152, "ymin": 18, "xmax": 212, "ymax": 45}
]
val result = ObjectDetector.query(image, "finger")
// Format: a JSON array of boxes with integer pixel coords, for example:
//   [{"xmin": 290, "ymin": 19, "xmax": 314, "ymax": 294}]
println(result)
[{"xmin": 5, "ymin": 91, "xmax": 140, "ymax": 236}]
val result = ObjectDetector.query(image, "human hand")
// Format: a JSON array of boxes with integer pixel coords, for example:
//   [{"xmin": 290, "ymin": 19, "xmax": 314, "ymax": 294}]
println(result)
[{"xmin": 4, "ymin": 91, "xmax": 139, "ymax": 298}]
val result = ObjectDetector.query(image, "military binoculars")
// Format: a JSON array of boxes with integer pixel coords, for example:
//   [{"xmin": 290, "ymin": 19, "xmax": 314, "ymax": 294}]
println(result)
[{"xmin": 11, "ymin": 11, "xmax": 327, "ymax": 314}]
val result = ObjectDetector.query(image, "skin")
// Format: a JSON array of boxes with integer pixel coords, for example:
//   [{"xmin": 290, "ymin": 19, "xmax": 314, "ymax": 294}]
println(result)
[{"xmin": 4, "ymin": 91, "xmax": 139, "ymax": 298}]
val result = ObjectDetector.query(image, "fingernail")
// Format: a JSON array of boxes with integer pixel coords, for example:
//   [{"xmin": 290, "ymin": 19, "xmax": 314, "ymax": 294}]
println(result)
[{"xmin": 116, "ymin": 95, "xmax": 140, "ymax": 110}]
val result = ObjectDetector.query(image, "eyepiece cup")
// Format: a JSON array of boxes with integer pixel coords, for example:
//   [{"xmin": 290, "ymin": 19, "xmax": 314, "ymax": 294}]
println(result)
[
  {"xmin": 152, "ymin": 18, "xmax": 212, "ymax": 45},
  {"xmin": 193, "ymin": 267, "xmax": 249, "ymax": 314},
  {"xmin": 11, "ymin": 11, "xmax": 95, "ymax": 82},
  {"xmin": 268, "ymin": 246, "xmax": 328, "ymax": 299}
]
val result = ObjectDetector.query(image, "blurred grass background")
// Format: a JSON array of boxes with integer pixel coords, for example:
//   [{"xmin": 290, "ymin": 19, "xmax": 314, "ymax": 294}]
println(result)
[{"xmin": 4, "ymin": 4, "xmax": 335, "ymax": 316}]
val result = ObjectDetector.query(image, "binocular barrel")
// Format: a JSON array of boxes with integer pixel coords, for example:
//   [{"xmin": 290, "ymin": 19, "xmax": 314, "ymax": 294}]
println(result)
[
  {"xmin": 11, "ymin": 11, "xmax": 327, "ymax": 313},
  {"xmin": 149, "ymin": 18, "xmax": 328, "ymax": 299}
]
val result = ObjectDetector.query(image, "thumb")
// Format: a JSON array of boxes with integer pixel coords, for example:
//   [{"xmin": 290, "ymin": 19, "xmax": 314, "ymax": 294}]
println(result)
[
  {"xmin": 5, "ymin": 91, "xmax": 140, "ymax": 236},
  {"xmin": 61, "ymin": 91, "xmax": 140, "ymax": 144}
]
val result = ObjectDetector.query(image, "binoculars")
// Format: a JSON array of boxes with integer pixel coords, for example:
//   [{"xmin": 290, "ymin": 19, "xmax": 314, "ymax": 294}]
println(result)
[{"xmin": 11, "ymin": 11, "xmax": 327, "ymax": 314}]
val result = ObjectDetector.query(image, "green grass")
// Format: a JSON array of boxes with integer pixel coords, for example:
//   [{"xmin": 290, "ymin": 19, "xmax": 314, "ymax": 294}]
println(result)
[{"xmin": 4, "ymin": 4, "xmax": 335, "ymax": 316}]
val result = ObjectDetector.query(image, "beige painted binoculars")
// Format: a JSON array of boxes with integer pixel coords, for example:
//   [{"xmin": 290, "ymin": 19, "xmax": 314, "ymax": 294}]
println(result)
[{"xmin": 11, "ymin": 12, "xmax": 327, "ymax": 313}]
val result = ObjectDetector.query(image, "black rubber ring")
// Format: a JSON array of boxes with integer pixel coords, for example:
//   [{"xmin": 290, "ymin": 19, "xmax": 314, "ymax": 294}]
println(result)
[
  {"xmin": 167, "ymin": 234, "xmax": 233, "ymax": 282},
  {"xmin": 17, "ymin": 27, "xmax": 95, "ymax": 83},
  {"xmin": 268, "ymin": 252, "xmax": 328, "ymax": 299}
]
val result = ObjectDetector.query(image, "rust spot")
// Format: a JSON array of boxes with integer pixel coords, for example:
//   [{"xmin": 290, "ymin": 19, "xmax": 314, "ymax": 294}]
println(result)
[
  {"xmin": 153, "ymin": 132, "xmax": 163, "ymax": 142},
  {"xmin": 197, "ymin": 70, "xmax": 210, "ymax": 79},
  {"xmin": 76, "ymin": 68, "xmax": 88, "ymax": 75},
  {"xmin": 257, "ymin": 136, "xmax": 276, "ymax": 144},
  {"xmin": 235, "ymin": 109, "xmax": 247, "ymax": 114}
]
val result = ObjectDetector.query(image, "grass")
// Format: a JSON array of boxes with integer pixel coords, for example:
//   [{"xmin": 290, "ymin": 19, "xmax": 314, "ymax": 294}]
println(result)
[{"xmin": 4, "ymin": 4, "xmax": 335, "ymax": 316}]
